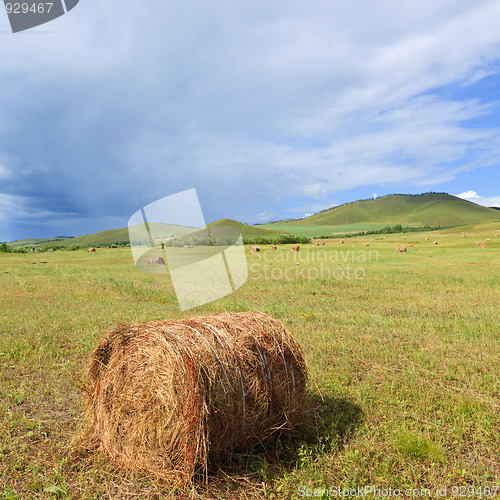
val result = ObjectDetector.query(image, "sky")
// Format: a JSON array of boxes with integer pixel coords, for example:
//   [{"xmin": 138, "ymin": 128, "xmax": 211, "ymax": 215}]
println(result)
[{"xmin": 1, "ymin": 0, "xmax": 500, "ymax": 241}]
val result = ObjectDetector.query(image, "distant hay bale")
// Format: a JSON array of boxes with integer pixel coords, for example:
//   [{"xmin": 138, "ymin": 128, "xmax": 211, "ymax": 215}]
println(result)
[
  {"xmin": 475, "ymin": 242, "xmax": 480, "ymax": 246},
  {"xmin": 183, "ymin": 245, "xmax": 194, "ymax": 249},
  {"xmin": 485, "ymin": 239, "xmax": 491, "ymax": 242},
  {"xmin": 250, "ymin": 245, "xmax": 261, "ymax": 252},
  {"xmin": 403, "ymin": 237, "xmax": 406, "ymax": 240},
  {"xmin": 425, "ymin": 238, "xmax": 429, "ymax": 241},
  {"xmin": 433, "ymin": 241, "xmax": 438, "ymax": 245},
  {"xmin": 88, "ymin": 247, "xmax": 96, "ymax": 252},
  {"xmin": 462, "ymin": 235, "xmax": 466, "ymax": 238},
  {"xmin": 314, "ymin": 242, "xmax": 320, "ymax": 246},
  {"xmin": 321, "ymin": 241, "xmax": 325, "ymax": 245},
  {"xmin": 395, "ymin": 245, "xmax": 406, "ymax": 252},
  {"xmin": 409, "ymin": 244, "xmax": 414, "ymax": 248},
  {"xmin": 78, "ymin": 312, "xmax": 307, "ymax": 483},
  {"xmin": 147, "ymin": 256, "xmax": 165, "ymax": 265},
  {"xmin": 270, "ymin": 244, "xmax": 277, "ymax": 249},
  {"xmin": 339, "ymin": 240, "xmax": 344, "ymax": 244},
  {"xmin": 481, "ymin": 243, "xmax": 487, "ymax": 248},
  {"xmin": 365, "ymin": 243, "xmax": 370, "ymax": 247},
  {"xmin": 290, "ymin": 244, "xmax": 300, "ymax": 251}
]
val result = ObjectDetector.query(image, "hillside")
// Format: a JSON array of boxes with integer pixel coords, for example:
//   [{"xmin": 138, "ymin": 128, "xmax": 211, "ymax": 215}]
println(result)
[
  {"xmin": 271, "ymin": 193, "xmax": 500, "ymax": 228},
  {"xmin": 7, "ymin": 236, "xmax": 73, "ymax": 247},
  {"xmin": 208, "ymin": 219, "xmax": 288, "ymax": 238}
]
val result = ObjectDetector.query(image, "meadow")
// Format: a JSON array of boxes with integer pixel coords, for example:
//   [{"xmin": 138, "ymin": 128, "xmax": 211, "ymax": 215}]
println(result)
[
  {"xmin": 256, "ymin": 223, "xmax": 390, "ymax": 238},
  {"xmin": 0, "ymin": 223, "xmax": 499, "ymax": 499}
]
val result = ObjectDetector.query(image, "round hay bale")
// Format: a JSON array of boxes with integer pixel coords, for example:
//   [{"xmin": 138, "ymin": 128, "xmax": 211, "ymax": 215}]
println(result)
[{"xmin": 79, "ymin": 311, "xmax": 308, "ymax": 483}]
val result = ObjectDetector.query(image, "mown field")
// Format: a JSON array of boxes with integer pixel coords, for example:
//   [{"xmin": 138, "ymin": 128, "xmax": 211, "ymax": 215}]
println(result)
[
  {"xmin": 0, "ymin": 223, "xmax": 499, "ymax": 499},
  {"xmin": 257, "ymin": 223, "xmax": 391, "ymax": 238}
]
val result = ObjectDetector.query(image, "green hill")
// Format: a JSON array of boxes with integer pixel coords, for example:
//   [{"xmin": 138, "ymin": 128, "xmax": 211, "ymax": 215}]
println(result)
[
  {"xmin": 7, "ymin": 236, "xmax": 73, "ymax": 247},
  {"xmin": 40, "ymin": 227, "xmax": 131, "ymax": 248},
  {"xmin": 208, "ymin": 219, "xmax": 288, "ymax": 238},
  {"xmin": 268, "ymin": 193, "xmax": 500, "ymax": 229}
]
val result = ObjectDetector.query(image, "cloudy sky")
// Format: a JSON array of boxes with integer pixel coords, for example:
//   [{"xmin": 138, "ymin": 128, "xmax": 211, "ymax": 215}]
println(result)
[{"xmin": 1, "ymin": 0, "xmax": 500, "ymax": 241}]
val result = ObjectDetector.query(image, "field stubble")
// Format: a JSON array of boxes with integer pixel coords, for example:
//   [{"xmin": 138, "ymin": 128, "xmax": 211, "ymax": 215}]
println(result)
[{"xmin": 0, "ymin": 225, "xmax": 499, "ymax": 498}]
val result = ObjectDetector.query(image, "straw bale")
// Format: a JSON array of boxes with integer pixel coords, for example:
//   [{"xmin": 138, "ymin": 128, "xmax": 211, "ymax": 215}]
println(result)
[{"xmin": 79, "ymin": 311, "xmax": 308, "ymax": 483}]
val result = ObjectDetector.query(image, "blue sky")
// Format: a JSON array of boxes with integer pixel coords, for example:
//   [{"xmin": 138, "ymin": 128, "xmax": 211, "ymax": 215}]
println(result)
[{"xmin": 1, "ymin": 0, "xmax": 500, "ymax": 241}]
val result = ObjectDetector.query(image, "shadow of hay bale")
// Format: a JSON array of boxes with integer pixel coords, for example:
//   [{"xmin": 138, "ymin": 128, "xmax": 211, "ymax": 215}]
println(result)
[{"xmin": 209, "ymin": 393, "xmax": 364, "ymax": 479}]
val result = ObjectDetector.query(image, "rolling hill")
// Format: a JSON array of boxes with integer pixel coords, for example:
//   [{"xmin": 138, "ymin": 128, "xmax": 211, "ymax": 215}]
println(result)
[
  {"xmin": 263, "ymin": 193, "xmax": 499, "ymax": 232},
  {"xmin": 207, "ymin": 219, "xmax": 288, "ymax": 238},
  {"xmin": 33, "ymin": 219, "xmax": 288, "ymax": 248}
]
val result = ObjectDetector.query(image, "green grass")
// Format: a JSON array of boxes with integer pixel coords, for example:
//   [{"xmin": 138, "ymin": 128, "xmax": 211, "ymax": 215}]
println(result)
[
  {"xmin": 0, "ymin": 224, "xmax": 499, "ymax": 498},
  {"xmin": 274, "ymin": 193, "xmax": 500, "ymax": 228}
]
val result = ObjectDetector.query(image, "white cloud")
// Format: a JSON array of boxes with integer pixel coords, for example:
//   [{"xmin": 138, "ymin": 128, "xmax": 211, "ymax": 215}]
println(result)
[
  {"xmin": 455, "ymin": 191, "xmax": 500, "ymax": 207},
  {"xmin": 457, "ymin": 190, "xmax": 480, "ymax": 199}
]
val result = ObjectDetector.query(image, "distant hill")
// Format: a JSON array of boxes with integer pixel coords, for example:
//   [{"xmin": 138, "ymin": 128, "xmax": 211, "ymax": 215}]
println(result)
[
  {"xmin": 35, "ymin": 219, "xmax": 287, "ymax": 248},
  {"xmin": 273, "ymin": 193, "xmax": 499, "ymax": 228},
  {"xmin": 8, "ymin": 236, "xmax": 73, "ymax": 247},
  {"xmin": 208, "ymin": 219, "xmax": 288, "ymax": 238}
]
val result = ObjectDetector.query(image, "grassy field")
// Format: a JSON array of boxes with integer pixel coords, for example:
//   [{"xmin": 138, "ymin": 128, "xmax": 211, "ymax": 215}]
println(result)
[
  {"xmin": 257, "ymin": 223, "xmax": 392, "ymax": 238},
  {"xmin": 0, "ymin": 223, "xmax": 499, "ymax": 498}
]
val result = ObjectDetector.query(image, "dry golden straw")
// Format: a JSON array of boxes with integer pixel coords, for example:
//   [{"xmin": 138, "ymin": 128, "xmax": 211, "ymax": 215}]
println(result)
[{"xmin": 79, "ymin": 311, "xmax": 308, "ymax": 483}]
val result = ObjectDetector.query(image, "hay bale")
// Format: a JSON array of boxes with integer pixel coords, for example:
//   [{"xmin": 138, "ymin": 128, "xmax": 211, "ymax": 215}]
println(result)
[
  {"xmin": 147, "ymin": 256, "xmax": 165, "ymax": 265},
  {"xmin": 409, "ymin": 244, "xmax": 414, "ymax": 248},
  {"xmin": 395, "ymin": 245, "xmax": 406, "ymax": 252},
  {"xmin": 365, "ymin": 243, "xmax": 370, "ymax": 247},
  {"xmin": 290, "ymin": 244, "xmax": 300, "ymax": 251},
  {"xmin": 88, "ymin": 247, "xmax": 96, "ymax": 252},
  {"xmin": 321, "ymin": 241, "xmax": 325, "ymax": 245},
  {"xmin": 79, "ymin": 311, "xmax": 307, "ymax": 483},
  {"xmin": 485, "ymin": 239, "xmax": 491, "ymax": 242},
  {"xmin": 433, "ymin": 241, "xmax": 438, "ymax": 245},
  {"xmin": 481, "ymin": 243, "xmax": 487, "ymax": 248},
  {"xmin": 250, "ymin": 245, "xmax": 260, "ymax": 252},
  {"xmin": 425, "ymin": 238, "xmax": 429, "ymax": 241},
  {"xmin": 314, "ymin": 242, "xmax": 320, "ymax": 246},
  {"xmin": 339, "ymin": 240, "xmax": 344, "ymax": 244},
  {"xmin": 270, "ymin": 245, "xmax": 277, "ymax": 249}
]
